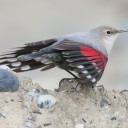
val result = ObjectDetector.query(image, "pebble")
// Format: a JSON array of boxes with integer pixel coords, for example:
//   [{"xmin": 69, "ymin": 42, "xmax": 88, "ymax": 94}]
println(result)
[
  {"xmin": 100, "ymin": 96, "xmax": 112, "ymax": 107},
  {"xmin": 0, "ymin": 67, "xmax": 19, "ymax": 92},
  {"xmin": 28, "ymin": 89, "xmax": 39, "ymax": 97},
  {"xmin": 75, "ymin": 124, "xmax": 84, "ymax": 128},
  {"xmin": 76, "ymin": 84, "xmax": 82, "ymax": 91},
  {"xmin": 104, "ymin": 113, "xmax": 112, "ymax": 120},
  {"xmin": 37, "ymin": 95, "xmax": 57, "ymax": 109},
  {"xmin": 0, "ymin": 111, "xmax": 7, "ymax": 118},
  {"xmin": 25, "ymin": 122, "xmax": 32, "ymax": 128}
]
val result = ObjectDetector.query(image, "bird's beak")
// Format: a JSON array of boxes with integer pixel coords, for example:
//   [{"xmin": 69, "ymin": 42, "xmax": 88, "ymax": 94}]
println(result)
[{"xmin": 118, "ymin": 30, "xmax": 128, "ymax": 33}]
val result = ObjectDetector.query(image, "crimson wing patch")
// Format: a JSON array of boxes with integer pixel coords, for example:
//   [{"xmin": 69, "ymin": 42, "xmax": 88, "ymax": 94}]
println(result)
[{"xmin": 54, "ymin": 40, "xmax": 108, "ymax": 85}]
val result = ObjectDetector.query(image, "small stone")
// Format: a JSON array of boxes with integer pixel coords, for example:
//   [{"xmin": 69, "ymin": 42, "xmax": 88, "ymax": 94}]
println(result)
[
  {"xmin": 76, "ymin": 84, "xmax": 81, "ymax": 92},
  {"xmin": 75, "ymin": 124, "xmax": 84, "ymax": 128},
  {"xmin": 0, "ymin": 111, "xmax": 7, "ymax": 118},
  {"xmin": 32, "ymin": 80, "xmax": 36, "ymax": 84},
  {"xmin": 11, "ymin": 99, "xmax": 14, "ymax": 102},
  {"xmin": 43, "ymin": 123, "xmax": 52, "ymax": 126},
  {"xmin": 37, "ymin": 95, "xmax": 57, "ymax": 109},
  {"xmin": 100, "ymin": 96, "xmax": 112, "ymax": 107},
  {"xmin": 41, "ymin": 88, "xmax": 49, "ymax": 95},
  {"xmin": 111, "ymin": 117, "xmax": 117, "ymax": 120},
  {"xmin": 104, "ymin": 113, "xmax": 111, "ymax": 120},
  {"xmin": 25, "ymin": 122, "xmax": 32, "ymax": 128},
  {"xmin": 28, "ymin": 89, "xmax": 39, "ymax": 97}
]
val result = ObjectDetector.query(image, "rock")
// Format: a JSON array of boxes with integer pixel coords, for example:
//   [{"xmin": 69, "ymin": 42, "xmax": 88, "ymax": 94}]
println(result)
[
  {"xmin": 75, "ymin": 124, "xmax": 84, "ymax": 128},
  {"xmin": 37, "ymin": 94, "xmax": 57, "ymax": 109},
  {"xmin": 0, "ymin": 111, "xmax": 7, "ymax": 118},
  {"xmin": 27, "ymin": 89, "xmax": 40, "ymax": 97},
  {"xmin": 25, "ymin": 122, "xmax": 32, "ymax": 128},
  {"xmin": 0, "ymin": 68, "xmax": 19, "ymax": 92},
  {"xmin": 100, "ymin": 95, "xmax": 112, "ymax": 107}
]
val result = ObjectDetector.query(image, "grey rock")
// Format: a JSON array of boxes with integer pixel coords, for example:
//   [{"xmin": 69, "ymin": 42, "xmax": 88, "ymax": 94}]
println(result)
[{"xmin": 0, "ymin": 68, "xmax": 19, "ymax": 92}]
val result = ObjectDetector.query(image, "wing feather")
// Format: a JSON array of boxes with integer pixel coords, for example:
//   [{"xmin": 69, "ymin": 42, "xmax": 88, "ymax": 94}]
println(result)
[
  {"xmin": 54, "ymin": 39, "xmax": 108, "ymax": 85},
  {"xmin": 0, "ymin": 38, "xmax": 56, "ymax": 72}
]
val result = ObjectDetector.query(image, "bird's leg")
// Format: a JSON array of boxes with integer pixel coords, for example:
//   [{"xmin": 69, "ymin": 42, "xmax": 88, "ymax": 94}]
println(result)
[
  {"xmin": 73, "ymin": 82, "xmax": 82, "ymax": 92},
  {"xmin": 59, "ymin": 69, "xmax": 79, "ymax": 86},
  {"xmin": 65, "ymin": 69, "xmax": 79, "ymax": 79},
  {"xmin": 59, "ymin": 78, "xmax": 75, "ymax": 87},
  {"xmin": 56, "ymin": 70, "xmax": 80, "ymax": 92}
]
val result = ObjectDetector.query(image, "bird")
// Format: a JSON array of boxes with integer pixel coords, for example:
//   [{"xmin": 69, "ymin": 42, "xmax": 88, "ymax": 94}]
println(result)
[{"xmin": 0, "ymin": 25, "xmax": 127, "ymax": 87}]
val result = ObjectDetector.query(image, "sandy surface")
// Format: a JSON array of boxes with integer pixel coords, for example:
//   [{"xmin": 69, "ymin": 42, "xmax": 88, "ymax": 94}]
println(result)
[{"xmin": 0, "ymin": 76, "xmax": 128, "ymax": 128}]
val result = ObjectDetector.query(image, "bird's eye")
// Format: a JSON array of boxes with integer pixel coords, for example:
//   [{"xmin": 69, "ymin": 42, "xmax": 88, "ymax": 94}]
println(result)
[{"xmin": 106, "ymin": 31, "xmax": 111, "ymax": 34}]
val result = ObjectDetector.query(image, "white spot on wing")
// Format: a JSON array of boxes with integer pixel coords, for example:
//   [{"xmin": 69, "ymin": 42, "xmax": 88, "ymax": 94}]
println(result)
[
  {"xmin": 82, "ymin": 70, "xmax": 88, "ymax": 74},
  {"xmin": 91, "ymin": 78, "xmax": 96, "ymax": 82},
  {"xmin": 92, "ymin": 63, "xmax": 96, "ymax": 65},
  {"xmin": 86, "ymin": 75, "xmax": 92, "ymax": 79},
  {"xmin": 34, "ymin": 57, "xmax": 42, "ymax": 62},
  {"xmin": 41, "ymin": 59, "xmax": 52, "ymax": 64},
  {"xmin": 21, "ymin": 65, "xmax": 30, "ymax": 71},
  {"xmin": 11, "ymin": 62, "xmax": 21, "ymax": 67},
  {"xmin": 8, "ymin": 58, "xmax": 17, "ymax": 62},
  {"xmin": 77, "ymin": 65, "xmax": 84, "ymax": 69},
  {"xmin": 98, "ymin": 70, "xmax": 101, "ymax": 72}
]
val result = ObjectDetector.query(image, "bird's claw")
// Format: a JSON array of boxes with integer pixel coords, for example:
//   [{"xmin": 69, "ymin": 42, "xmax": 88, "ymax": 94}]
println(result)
[
  {"xmin": 94, "ymin": 85, "xmax": 105, "ymax": 91},
  {"xmin": 59, "ymin": 78, "xmax": 76, "ymax": 87},
  {"xmin": 55, "ymin": 78, "xmax": 81, "ymax": 92},
  {"xmin": 120, "ymin": 89, "xmax": 128, "ymax": 93}
]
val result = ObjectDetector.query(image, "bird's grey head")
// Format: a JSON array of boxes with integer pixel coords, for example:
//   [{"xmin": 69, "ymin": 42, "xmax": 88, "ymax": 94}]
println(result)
[{"xmin": 90, "ymin": 25, "xmax": 128, "ymax": 54}]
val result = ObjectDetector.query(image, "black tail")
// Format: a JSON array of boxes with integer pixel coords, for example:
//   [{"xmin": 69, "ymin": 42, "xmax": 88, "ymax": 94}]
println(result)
[{"xmin": 0, "ymin": 38, "xmax": 56, "ymax": 72}]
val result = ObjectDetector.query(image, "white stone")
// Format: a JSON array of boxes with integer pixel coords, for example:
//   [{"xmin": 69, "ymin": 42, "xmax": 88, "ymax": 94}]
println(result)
[
  {"xmin": 28, "ymin": 89, "xmax": 38, "ymax": 97},
  {"xmin": 37, "ymin": 95, "xmax": 57, "ymax": 109},
  {"xmin": 75, "ymin": 124, "xmax": 84, "ymax": 128}
]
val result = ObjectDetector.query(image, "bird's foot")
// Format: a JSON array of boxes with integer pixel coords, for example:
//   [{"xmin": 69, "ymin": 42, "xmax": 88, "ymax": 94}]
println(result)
[
  {"xmin": 59, "ymin": 78, "xmax": 77, "ymax": 87},
  {"xmin": 70, "ymin": 82, "xmax": 82, "ymax": 92},
  {"xmin": 55, "ymin": 78, "xmax": 81, "ymax": 92},
  {"xmin": 120, "ymin": 89, "xmax": 128, "ymax": 93},
  {"xmin": 94, "ymin": 85, "xmax": 105, "ymax": 92}
]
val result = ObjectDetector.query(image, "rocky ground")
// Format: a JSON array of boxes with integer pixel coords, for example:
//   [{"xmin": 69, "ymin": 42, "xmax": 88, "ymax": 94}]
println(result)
[{"xmin": 0, "ymin": 72, "xmax": 128, "ymax": 128}]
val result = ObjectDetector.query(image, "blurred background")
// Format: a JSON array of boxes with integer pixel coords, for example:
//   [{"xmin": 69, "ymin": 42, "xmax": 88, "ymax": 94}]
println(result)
[{"xmin": 0, "ymin": 0, "xmax": 128, "ymax": 90}]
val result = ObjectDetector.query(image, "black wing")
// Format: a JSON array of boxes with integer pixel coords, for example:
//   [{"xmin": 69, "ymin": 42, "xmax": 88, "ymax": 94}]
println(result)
[{"xmin": 53, "ymin": 40, "xmax": 108, "ymax": 85}]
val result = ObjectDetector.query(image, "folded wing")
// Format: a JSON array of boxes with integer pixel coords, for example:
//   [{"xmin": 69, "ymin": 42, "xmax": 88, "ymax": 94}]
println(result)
[{"xmin": 54, "ymin": 40, "xmax": 108, "ymax": 85}]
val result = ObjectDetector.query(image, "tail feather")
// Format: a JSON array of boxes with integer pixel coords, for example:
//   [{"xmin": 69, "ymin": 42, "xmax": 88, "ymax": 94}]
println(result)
[{"xmin": 0, "ymin": 38, "xmax": 57, "ymax": 72}]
